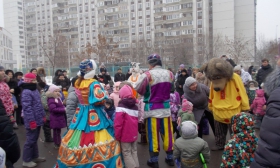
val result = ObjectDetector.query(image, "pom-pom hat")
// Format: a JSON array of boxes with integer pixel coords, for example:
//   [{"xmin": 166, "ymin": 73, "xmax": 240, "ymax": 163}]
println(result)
[{"xmin": 24, "ymin": 73, "xmax": 36, "ymax": 83}]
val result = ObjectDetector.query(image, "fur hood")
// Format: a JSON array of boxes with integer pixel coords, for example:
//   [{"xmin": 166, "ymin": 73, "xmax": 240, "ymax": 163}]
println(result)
[
  {"xmin": 46, "ymin": 91, "xmax": 62, "ymax": 99},
  {"xmin": 37, "ymin": 67, "xmax": 46, "ymax": 76},
  {"xmin": 264, "ymin": 67, "xmax": 280, "ymax": 96}
]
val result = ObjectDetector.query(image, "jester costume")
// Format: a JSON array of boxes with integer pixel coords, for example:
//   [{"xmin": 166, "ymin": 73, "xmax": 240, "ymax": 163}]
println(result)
[{"xmin": 55, "ymin": 59, "xmax": 123, "ymax": 168}]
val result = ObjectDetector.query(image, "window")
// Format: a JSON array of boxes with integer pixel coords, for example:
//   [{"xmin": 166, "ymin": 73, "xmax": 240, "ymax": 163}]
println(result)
[
  {"xmin": 198, "ymin": 11, "xmax": 202, "ymax": 17},
  {"xmin": 197, "ymin": 2, "xmax": 202, "ymax": 8},
  {"xmin": 146, "ymin": 2, "xmax": 150, "ymax": 7},
  {"xmin": 138, "ymin": 11, "xmax": 142, "ymax": 17},
  {"xmin": 132, "ymin": 28, "xmax": 135, "ymax": 33},
  {"xmin": 197, "ymin": 28, "xmax": 202, "ymax": 34},
  {"xmin": 146, "ymin": 26, "xmax": 150, "ymax": 31},
  {"xmin": 139, "ymin": 27, "xmax": 143, "ymax": 32},
  {"xmin": 131, "ymin": 20, "xmax": 135, "ymax": 26},
  {"xmin": 198, "ymin": 19, "xmax": 202, "ymax": 25},
  {"xmin": 138, "ymin": 3, "xmax": 142, "ymax": 9}
]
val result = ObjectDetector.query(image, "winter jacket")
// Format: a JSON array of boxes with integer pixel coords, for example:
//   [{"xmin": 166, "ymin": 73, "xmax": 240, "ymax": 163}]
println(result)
[
  {"xmin": 0, "ymin": 81, "xmax": 14, "ymax": 116},
  {"xmin": 170, "ymin": 92, "xmax": 181, "ymax": 122},
  {"xmin": 183, "ymin": 83, "xmax": 210, "ymax": 123},
  {"xmin": 0, "ymin": 99, "xmax": 20, "ymax": 167},
  {"xmin": 104, "ymin": 99, "xmax": 116, "ymax": 121},
  {"xmin": 178, "ymin": 110, "xmax": 197, "ymax": 125},
  {"xmin": 221, "ymin": 113, "xmax": 258, "ymax": 168},
  {"xmin": 66, "ymin": 86, "xmax": 79, "ymax": 126},
  {"xmin": 256, "ymin": 64, "xmax": 273, "ymax": 87},
  {"xmin": 114, "ymin": 98, "xmax": 138, "ymax": 142},
  {"xmin": 21, "ymin": 83, "xmax": 45, "ymax": 129},
  {"xmin": 250, "ymin": 89, "xmax": 266, "ymax": 115},
  {"xmin": 250, "ymin": 87, "xmax": 280, "ymax": 168},
  {"xmin": 176, "ymin": 73, "xmax": 188, "ymax": 97},
  {"xmin": 47, "ymin": 92, "xmax": 67, "ymax": 129},
  {"xmin": 173, "ymin": 135, "xmax": 210, "ymax": 168},
  {"xmin": 135, "ymin": 66, "xmax": 174, "ymax": 118},
  {"xmin": 56, "ymin": 79, "xmax": 70, "ymax": 90},
  {"xmin": 40, "ymin": 91, "xmax": 50, "ymax": 120},
  {"xmin": 98, "ymin": 74, "xmax": 111, "ymax": 85},
  {"xmin": 114, "ymin": 73, "xmax": 126, "ymax": 82},
  {"xmin": 240, "ymin": 69, "xmax": 252, "ymax": 86}
]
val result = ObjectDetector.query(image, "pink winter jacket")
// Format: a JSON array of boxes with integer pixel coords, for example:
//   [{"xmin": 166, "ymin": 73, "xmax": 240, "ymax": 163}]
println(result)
[
  {"xmin": 114, "ymin": 98, "xmax": 139, "ymax": 142},
  {"xmin": 250, "ymin": 89, "xmax": 266, "ymax": 115}
]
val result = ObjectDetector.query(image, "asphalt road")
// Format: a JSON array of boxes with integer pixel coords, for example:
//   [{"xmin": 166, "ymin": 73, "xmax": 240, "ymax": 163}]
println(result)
[{"xmin": 13, "ymin": 126, "xmax": 226, "ymax": 168}]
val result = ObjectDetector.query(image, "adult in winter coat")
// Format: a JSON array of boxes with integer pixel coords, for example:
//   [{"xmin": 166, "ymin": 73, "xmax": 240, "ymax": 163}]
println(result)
[
  {"xmin": 0, "ymin": 99, "xmax": 20, "ymax": 168},
  {"xmin": 66, "ymin": 77, "xmax": 79, "ymax": 126},
  {"xmin": 47, "ymin": 85, "xmax": 67, "ymax": 148},
  {"xmin": 256, "ymin": 58, "xmax": 273, "ymax": 87},
  {"xmin": 52, "ymin": 69, "xmax": 62, "ymax": 85},
  {"xmin": 21, "ymin": 73, "xmax": 46, "ymax": 167},
  {"xmin": 114, "ymin": 84, "xmax": 139, "ymax": 168},
  {"xmin": 175, "ymin": 69, "xmax": 189, "ymax": 97},
  {"xmin": 36, "ymin": 67, "xmax": 46, "ymax": 83},
  {"xmin": 181, "ymin": 77, "xmax": 215, "ymax": 138},
  {"xmin": 173, "ymin": 121, "xmax": 210, "ymax": 168},
  {"xmin": 114, "ymin": 68, "xmax": 126, "ymax": 82},
  {"xmin": 99, "ymin": 69, "xmax": 111, "ymax": 85},
  {"xmin": 250, "ymin": 67, "xmax": 280, "ymax": 168}
]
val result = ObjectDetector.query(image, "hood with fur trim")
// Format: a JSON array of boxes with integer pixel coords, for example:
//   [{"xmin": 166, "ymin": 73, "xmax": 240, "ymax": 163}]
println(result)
[
  {"xmin": 46, "ymin": 91, "xmax": 62, "ymax": 99},
  {"xmin": 37, "ymin": 67, "xmax": 46, "ymax": 76}
]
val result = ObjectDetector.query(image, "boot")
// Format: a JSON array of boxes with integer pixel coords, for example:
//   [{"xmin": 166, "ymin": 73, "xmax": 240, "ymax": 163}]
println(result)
[
  {"xmin": 147, "ymin": 161, "xmax": 159, "ymax": 168},
  {"xmin": 32, "ymin": 157, "xmax": 46, "ymax": 163},
  {"xmin": 43, "ymin": 121, "xmax": 53, "ymax": 142},
  {"xmin": 22, "ymin": 161, "xmax": 37, "ymax": 167},
  {"xmin": 138, "ymin": 134, "xmax": 147, "ymax": 144}
]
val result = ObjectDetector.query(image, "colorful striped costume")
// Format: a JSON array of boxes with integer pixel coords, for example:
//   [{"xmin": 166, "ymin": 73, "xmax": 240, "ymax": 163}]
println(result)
[
  {"xmin": 54, "ymin": 79, "xmax": 123, "ymax": 168},
  {"xmin": 135, "ymin": 66, "xmax": 174, "ymax": 156}
]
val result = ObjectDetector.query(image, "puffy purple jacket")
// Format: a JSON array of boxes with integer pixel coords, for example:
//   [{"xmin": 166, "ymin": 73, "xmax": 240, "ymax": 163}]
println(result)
[
  {"xmin": 21, "ymin": 83, "xmax": 45, "ymax": 129},
  {"xmin": 47, "ymin": 92, "xmax": 67, "ymax": 129}
]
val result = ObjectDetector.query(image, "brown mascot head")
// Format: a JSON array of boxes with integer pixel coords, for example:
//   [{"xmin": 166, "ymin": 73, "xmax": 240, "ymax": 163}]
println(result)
[{"xmin": 200, "ymin": 58, "xmax": 233, "ymax": 92}]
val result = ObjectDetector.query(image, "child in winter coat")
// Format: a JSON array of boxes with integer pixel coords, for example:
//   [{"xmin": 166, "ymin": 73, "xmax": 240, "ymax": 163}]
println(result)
[
  {"xmin": 114, "ymin": 85, "xmax": 139, "ymax": 168},
  {"xmin": 250, "ymin": 89, "xmax": 266, "ymax": 129},
  {"xmin": 46, "ymin": 85, "xmax": 67, "ymax": 149},
  {"xmin": 246, "ymin": 80, "xmax": 258, "ymax": 106},
  {"xmin": 174, "ymin": 121, "xmax": 210, "ymax": 168},
  {"xmin": 170, "ymin": 92, "xmax": 181, "ymax": 139},
  {"xmin": 177, "ymin": 99, "xmax": 196, "ymax": 135},
  {"xmin": 104, "ymin": 99, "xmax": 115, "ymax": 121},
  {"xmin": 38, "ymin": 82, "xmax": 53, "ymax": 142},
  {"xmin": 221, "ymin": 112, "xmax": 258, "ymax": 167},
  {"xmin": 109, "ymin": 81, "xmax": 121, "ymax": 108},
  {"xmin": 21, "ymin": 73, "xmax": 46, "ymax": 167}
]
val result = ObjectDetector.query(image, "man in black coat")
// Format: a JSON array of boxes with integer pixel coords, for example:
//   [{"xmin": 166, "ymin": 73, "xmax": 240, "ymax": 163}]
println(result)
[
  {"xmin": 0, "ymin": 99, "xmax": 20, "ymax": 168},
  {"xmin": 256, "ymin": 58, "xmax": 273, "ymax": 88},
  {"xmin": 114, "ymin": 68, "xmax": 126, "ymax": 82},
  {"xmin": 99, "ymin": 69, "xmax": 112, "ymax": 85}
]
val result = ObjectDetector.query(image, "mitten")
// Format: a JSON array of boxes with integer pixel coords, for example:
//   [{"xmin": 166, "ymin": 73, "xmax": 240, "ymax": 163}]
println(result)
[{"xmin": 29, "ymin": 121, "xmax": 37, "ymax": 130}]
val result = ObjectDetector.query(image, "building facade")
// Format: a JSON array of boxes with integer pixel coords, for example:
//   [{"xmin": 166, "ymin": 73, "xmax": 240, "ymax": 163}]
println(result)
[
  {"xmin": 212, "ymin": 0, "xmax": 256, "ymax": 64},
  {"xmin": 3, "ymin": 0, "xmax": 26, "ymax": 69},
  {"xmin": 0, "ymin": 27, "xmax": 16, "ymax": 69}
]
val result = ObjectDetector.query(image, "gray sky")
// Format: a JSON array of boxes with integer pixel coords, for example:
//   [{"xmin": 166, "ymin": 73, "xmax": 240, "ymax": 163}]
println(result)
[{"xmin": 0, "ymin": 0, "xmax": 280, "ymax": 41}]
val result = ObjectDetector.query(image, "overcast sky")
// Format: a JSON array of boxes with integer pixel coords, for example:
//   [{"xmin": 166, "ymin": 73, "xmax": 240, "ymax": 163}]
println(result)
[{"xmin": 0, "ymin": 0, "xmax": 280, "ymax": 41}]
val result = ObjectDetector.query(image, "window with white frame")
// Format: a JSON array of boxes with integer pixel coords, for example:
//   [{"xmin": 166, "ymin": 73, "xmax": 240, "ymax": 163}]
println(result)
[
  {"xmin": 146, "ymin": 26, "xmax": 150, "ymax": 31},
  {"xmin": 198, "ymin": 19, "xmax": 202, "ymax": 25},
  {"xmin": 132, "ymin": 28, "xmax": 135, "ymax": 33},
  {"xmin": 139, "ymin": 19, "xmax": 143, "ymax": 24},
  {"xmin": 198, "ymin": 11, "xmax": 202, "ymax": 17},
  {"xmin": 139, "ymin": 27, "xmax": 143, "ymax": 32},
  {"xmin": 197, "ymin": 2, "xmax": 202, "ymax": 8},
  {"xmin": 131, "ymin": 20, "xmax": 135, "ymax": 26},
  {"xmin": 146, "ymin": 2, "xmax": 150, "ymax": 7},
  {"xmin": 138, "ymin": 11, "xmax": 142, "ymax": 16},
  {"xmin": 146, "ymin": 10, "xmax": 150, "ymax": 15},
  {"xmin": 138, "ymin": 3, "xmax": 142, "ymax": 9}
]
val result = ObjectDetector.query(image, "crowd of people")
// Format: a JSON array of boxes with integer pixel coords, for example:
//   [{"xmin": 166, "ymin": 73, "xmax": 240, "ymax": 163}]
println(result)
[{"xmin": 0, "ymin": 54, "xmax": 279, "ymax": 168}]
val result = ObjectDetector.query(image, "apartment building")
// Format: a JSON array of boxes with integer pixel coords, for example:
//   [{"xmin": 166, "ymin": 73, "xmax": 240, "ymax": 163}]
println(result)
[
  {"xmin": 0, "ymin": 27, "xmax": 16, "ymax": 69},
  {"xmin": 213, "ymin": 0, "xmax": 256, "ymax": 64},
  {"xmin": 3, "ymin": 0, "xmax": 26, "ymax": 69}
]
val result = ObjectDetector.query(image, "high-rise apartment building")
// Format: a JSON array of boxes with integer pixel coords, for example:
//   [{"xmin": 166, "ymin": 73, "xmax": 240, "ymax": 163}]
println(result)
[
  {"xmin": 213, "ymin": 0, "xmax": 256, "ymax": 64},
  {"xmin": 3, "ymin": 0, "xmax": 26, "ymax": 69},
  {"xmin": 0, "ymin": 27, "xmax": 16, "ymax": 69}
]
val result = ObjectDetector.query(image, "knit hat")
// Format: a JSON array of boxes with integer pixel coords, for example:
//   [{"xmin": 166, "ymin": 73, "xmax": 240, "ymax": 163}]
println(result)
[
  {"xmin": 147, "ymin": 53, "xmax": 162, "ymax": 66},
  {"xmin": 24, "ymin": 73, "xmax": 36, "ymax": 83},
  {"xmin": 0, "ymin": 65, "xmax": 4, "ymax": 71},
  {"xmin": 185, "ymin": 77, "xmax": 196, "ymax": 87},
  {"xmin": 119, "ymin": 84, "xmax": 134, "ymax": 99},
  {"xmin": 182, "ymin": 99, "xmax": 193, "ymax": 111},
  {"xmin": 233, "ymin": 65, "xmax": 242, "ymax": 71},
  {"xmin": 180, "ymin": 64, "xmax": 185, "ymax": 68},
  {"xmin": 181, "ymin": 121, "xmax": 198, "ymax": 138},
  {"xmin": 48, "ymin": 84, "xmax": 60, "ymax": 93}
]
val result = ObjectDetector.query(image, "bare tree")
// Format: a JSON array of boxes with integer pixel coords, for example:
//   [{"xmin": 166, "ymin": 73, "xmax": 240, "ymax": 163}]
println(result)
[
  {"xmin": 130, "ymin": 40, "xmax": 154, "ymax": 65},
  {"xmin": 38, "ymin": 30, "xmax": 68, "ymax": 74},
  {"xmin": 91, "ymin": 34, "xmax": 120, "ymax": 63}
]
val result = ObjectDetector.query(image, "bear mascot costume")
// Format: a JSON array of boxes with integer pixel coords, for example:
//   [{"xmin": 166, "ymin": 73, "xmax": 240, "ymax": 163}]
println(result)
[{"xmin": 201, "ymin": 58, "xmax": 250, "ymax": 150}]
